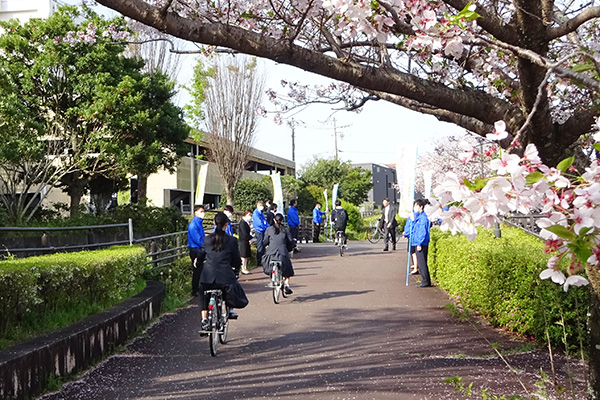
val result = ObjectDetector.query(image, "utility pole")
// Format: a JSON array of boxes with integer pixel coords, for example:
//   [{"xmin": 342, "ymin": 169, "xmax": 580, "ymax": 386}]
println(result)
[
  {"xmin": 288, "ymin": 119, "xmax": 296, "ymax": 162},
  {"xmin": 333, "ymin": 118, "xmax": 338, "ymax": 160}
]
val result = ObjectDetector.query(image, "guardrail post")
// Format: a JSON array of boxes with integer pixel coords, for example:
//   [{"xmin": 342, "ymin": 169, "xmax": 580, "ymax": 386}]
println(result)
[
  {"xmin": 41, "ymin": 232, "xmax": 49, "ymax": 247},
  {"xmin": 87, "ymin": 229, "xmax": 96, "ymax": 246},
  {"xmin": 128, "ymin": 218, "xmax": 134, "ymax": 246},
  {"xmin": 150, "ymin": 240, "xmax": 158, "ymax": 268}
]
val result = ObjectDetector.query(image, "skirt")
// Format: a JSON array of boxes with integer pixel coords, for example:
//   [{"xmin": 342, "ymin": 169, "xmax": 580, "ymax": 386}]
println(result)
[{"xmin": 239, "ymin": 240, "xmax": 252, "ymax": 258}]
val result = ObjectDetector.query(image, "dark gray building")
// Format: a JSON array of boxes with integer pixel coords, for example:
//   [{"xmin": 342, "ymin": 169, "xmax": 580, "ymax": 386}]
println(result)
[{"xmin": 353, "ymin": 163, "xmax": 398, "ymax": 206}]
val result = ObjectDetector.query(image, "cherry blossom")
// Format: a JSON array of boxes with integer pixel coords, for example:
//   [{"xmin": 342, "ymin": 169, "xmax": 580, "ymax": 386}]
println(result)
[{"xmin": 486, "ymin": 120, "xmax": 508, "ymax": 141}]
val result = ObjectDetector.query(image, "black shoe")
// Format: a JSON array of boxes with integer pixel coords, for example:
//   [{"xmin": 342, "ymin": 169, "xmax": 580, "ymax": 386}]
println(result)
[
  {"xmin": 201, "ymin": 318, "xmax": 210, "ymax": 331},
  {"xmin": 284, "ymin": 285, "xmax": 293, "ymax": 295},
  {"xmin": 417, "ymin": 284, "xmax": 432, "ymax": 288},
  {"xmin": 393, "ymin": 246, "xmax": 396, "ymax": 250},
  {"xmin": 228, "ymin": 310, "xmax": 239, "ymax": 319},
  {"xmin": 410, "ymin": 270, "xmax": 419, "ymax": 275},
  {"xmin": 293, "ymin": 248, "xmax": 300, "ymax": 253},
  {"xmin": 383, "ymin": 247, "xmax": 389, "ymax": 251}
]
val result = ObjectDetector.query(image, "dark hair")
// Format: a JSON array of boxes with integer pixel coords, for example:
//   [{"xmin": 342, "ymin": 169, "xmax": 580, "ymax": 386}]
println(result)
[
  {"xmin": 273, "ymin": 213, "xmax": 285, "ymax": 235},
  {"xmin": 382, "ymin": 198, "xmax": 389, "ymax": 203},
  {"xmin": 289, "ymin": 199, "xmax": 297, "ymax": 207},
  {"xmin": 223, "ymin": 205, "xmax": 234, "ymax": 213},
  {"xmin": 269, "ymin": 204, "xmax": 277, "ymax": 211},
  {"xmin": 315, "ymin": 202, "xmax": 321, "ymax": 207},
  {"xmin": 243, "ymin": 209, "xmax": 252, "ymax": 217},
  {"xmin": 335, "ymin": 199, "xmax": 341, "ymax": 206},
  {"xmin": 414, "ymin": 198, "xmax": 429, "ymax": 208},
  {"xmin": 210, "ymin": 212, "xmax": 229, "ymax": 251},
  {"xmin": 194, "ymin": 205, "xmax": 205, "ymax": 212}
]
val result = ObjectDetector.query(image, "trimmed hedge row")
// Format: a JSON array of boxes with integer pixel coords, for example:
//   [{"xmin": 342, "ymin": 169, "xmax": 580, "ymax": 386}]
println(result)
[
  {"xmin": 429, "ymin": 226, "xmax": 588, "ymax": 352},
  {"xmin": 0, "ymin": 246, "xmax": 147, "ymax": 342}
]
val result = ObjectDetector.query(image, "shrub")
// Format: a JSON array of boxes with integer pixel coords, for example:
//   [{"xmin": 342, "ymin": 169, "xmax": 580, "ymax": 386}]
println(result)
[
  {"xmin": 429, "ymin": 226, "xmax": 588, "ymax": 352},
  {"xmin": 233, "ymin": 178, "xmax": 272, "ymax": 211},
  {"xmin": 0, "ymin": 246, "xmax": 147, "ymax": 348}
]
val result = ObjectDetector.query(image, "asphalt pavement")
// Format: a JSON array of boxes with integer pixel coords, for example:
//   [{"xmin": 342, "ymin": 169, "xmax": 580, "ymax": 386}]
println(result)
[{"xmin": 39, "ymin": 239, "xmax": 586, "ymax": 400}]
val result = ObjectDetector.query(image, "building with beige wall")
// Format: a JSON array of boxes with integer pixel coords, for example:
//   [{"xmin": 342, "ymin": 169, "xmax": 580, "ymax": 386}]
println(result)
[{"xmin": 143, "ymin": 138, "xmax": 295, "ymax": 212}]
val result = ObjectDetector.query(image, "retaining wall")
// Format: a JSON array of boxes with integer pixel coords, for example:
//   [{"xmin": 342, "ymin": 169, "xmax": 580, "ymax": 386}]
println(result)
[{"xmin": 0, "ymin": 280, "xmax": 165, "ymax": 400}]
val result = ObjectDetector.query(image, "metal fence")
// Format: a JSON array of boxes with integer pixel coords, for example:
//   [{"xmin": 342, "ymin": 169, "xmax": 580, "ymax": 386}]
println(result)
[{"xmin": 0, "ymin": 219, "xmax": 189, "ymax": 267}]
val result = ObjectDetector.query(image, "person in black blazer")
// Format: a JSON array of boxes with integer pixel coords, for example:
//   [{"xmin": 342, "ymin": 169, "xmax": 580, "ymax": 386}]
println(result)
[
  {"xmin": 238, "ymin": 209, "xmax": 252, "ymax": 274},
  {"xmin": 262, "ymin": 213, "xmax": 295, "ymax": 294},
  {"xmin": 381, "ymin": 198, "xmax": 398, "ymax": 251},
  {"xmin": 200, "ymin": 212, "xmax": 245, "ymax": 327}
]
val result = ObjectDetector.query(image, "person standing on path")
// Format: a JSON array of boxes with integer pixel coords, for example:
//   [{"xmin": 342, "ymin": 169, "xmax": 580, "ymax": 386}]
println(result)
[
  {"xmin": 253, "ymin": 201, "xmax": 269, "ymax": 270},
  {"xmin": 411, "ymin": 198, "xmax": 432, "ymax": 287},
  {"xmin": 403, "ymin": 211, "xmax": 419, "ymax": 274},
  {"xmin": 238, "ymin": 209, "xmax": 252, "ymax": 274},
  {"xmin": 264, "ymin": 200, "xmax": 275, "ymax": 226},
  {"xmin": 381, "ymin": 198, "xmax": 398, "ymax": 251},
  {"xmin": 187, "ymin": 205, "xmax": 206, "ymax": 297},
  {"xmin": 331, "ymin": 199, "xmax": 348, "ymax": 247},
  {"xmin": 312, "ymin": 202, "xmax": 326, "ymax": 243},
  {"xmin": 287, "ymin": 199, "xmax": 300, "ymax": 253}
]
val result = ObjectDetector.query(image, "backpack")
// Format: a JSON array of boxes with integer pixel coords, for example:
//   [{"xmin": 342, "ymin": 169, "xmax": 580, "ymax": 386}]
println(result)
[{"xmin": 334, "ymin": 208, "xmax": 348, "ymax": 230}]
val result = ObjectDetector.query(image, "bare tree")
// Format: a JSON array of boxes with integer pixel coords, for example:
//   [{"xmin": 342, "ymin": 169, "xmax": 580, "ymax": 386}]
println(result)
[{"xmin": 202, "ymin": 56, "xmax": 265, "ymax": 206}]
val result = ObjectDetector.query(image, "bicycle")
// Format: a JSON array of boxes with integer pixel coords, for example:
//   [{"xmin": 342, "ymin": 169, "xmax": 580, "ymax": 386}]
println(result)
[
  {"xmin": 367, "ymin": 218, "xmax": 400, "ymax": 245},
  {"xmin": 335, "ymin": 230, "xmax": 347, "ymax": 256},
  {"xmin": 270, "ymin": 260, "xmax": 289, "ymax": 304},
  {"xmin": 202, "ymin": 289, "xmax": 230, "ymax": 356}
]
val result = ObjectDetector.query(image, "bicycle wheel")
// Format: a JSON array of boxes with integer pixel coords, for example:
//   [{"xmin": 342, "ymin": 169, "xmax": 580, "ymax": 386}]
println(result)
[
  {"xmin": 209, "ymin": 307, "xmax": 219, "ymax": 356},
  {"xmin": 367, "ymin": 227, "xmax": 382, "ymax": 244},
  {"xmin": 219, "ymin": 302, "xmax": 229, "ymax": 344},
  {"xmin": 272, "ymin": 266, "xmax": 282, "ymax": 304},
  {"xmin": 339, "ymin": 237, "xmax": 344, "ymax": 256}
]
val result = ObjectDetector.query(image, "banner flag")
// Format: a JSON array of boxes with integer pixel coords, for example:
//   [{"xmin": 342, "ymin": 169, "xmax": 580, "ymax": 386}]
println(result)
[
  {"xmin": 332, "ymin": 183, "xmax": 339, "ymax": 206},
  {"xmin": 271, "ymin": 173, "xmax": 284, "ymax": 214},
  {"xmin": 323, "ymin": 189, "xmax": 329, "ymax": 214},
  {"xmin": 396, "ymin": 145, "xmax": 418, "ymax": 217},
  {"xmin": 423, "ymin": 169, "xmax": 433, "ymax": 199},
  {"xmin": 194, "ymin": 161, "xmax": 209, "ymax": 206}
]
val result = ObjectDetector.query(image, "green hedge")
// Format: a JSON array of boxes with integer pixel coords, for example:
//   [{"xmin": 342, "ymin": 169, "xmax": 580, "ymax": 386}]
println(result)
[
  {"xmin": 0, "ymin": 246, "xmax": 147, "ymax": 348},
  {"xmin": 429, "ymin": 226, "xmax": 588, "ymax": 352}
]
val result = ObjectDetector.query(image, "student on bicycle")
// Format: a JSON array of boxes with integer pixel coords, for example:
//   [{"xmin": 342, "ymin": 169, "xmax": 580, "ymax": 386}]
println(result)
[
  {"xmin": 262, "ymin": 213, "xmax": 295, "ymax": 295},
  {"xmin": 200, "ymin": 212, "xmax": 247, "ymax": 331},
  {"xmin": 331, "ymin": 199, "xmax": 348, "ymax": 247}
]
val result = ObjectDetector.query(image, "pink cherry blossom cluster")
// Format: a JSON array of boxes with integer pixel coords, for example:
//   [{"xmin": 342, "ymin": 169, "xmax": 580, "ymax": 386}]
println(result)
[{"xmin": 426, "ymin": 118, "xmax": 600, "ymax": 292}]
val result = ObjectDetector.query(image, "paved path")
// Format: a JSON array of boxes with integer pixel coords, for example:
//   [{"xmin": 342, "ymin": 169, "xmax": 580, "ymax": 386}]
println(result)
[{"xmin": 40, "ymin": 240, "xmax": 585, "ymax": 400}]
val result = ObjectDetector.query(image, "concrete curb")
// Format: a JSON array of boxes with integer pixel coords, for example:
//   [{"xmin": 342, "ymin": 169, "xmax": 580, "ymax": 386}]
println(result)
[{"xmin": 0, "ymin": 280, "xmax": 165, "ymax": 400}]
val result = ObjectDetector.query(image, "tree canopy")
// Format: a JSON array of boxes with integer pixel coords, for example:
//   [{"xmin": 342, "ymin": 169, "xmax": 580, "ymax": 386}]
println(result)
[
  {"xmin": 96, "ymin": 0, "xmax": 600, "ymax": 166},
  {"xmin": 300, "ymin": 157, "xmax": 372, "ymax": 205},
  {"xmin": 0, "ymin": 6, "xmax": 189, "ymax": 220}
]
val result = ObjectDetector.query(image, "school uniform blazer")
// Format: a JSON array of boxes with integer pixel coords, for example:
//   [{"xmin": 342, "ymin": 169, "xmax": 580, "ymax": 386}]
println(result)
[
  {"xmin": 261, "ymin": 226, "xmax": 295, "ymax": 277},
  {"xmin": 238, "ymin": 219, "xmax": 251, "ymax": 242},
  {"xmin": 200, "ymin": 234, "xmax": 242, "ymax": 285}
]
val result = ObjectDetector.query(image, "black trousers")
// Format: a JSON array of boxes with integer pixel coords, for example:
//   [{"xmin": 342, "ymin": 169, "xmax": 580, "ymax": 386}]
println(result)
[
  {"xmin": 415, "ymin": 245, "xmax": 431, "ymax": 286},
  {"xmin": 255, "ymin": 230, "xmax": 265, "ymax": 266},
  {"xmin": 189, "ymin": 247, "xmax": 205, "ymax": 295},
  {"xmin": 289, "ymin": 226, "xmax": 299, "ymax": 248},
  {"xmin": 313, "ymin": 223, "xmax": 321, "ymax": 243},
  {"xmin": 384, "ymin": 225, "xmax": 396, "ymax": 249}
]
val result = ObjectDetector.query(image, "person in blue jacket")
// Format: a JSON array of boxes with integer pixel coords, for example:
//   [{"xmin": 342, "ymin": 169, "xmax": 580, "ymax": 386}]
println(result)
[
  {"xmin": 403, "ymin": 211, "xmax": 418, "ymax": 275},
  {"xmin": 411, "ymin": 198, "xmax": 432, "ymax": 287},
  {"xmin": 312, "ymin": 202, "xmax": 326, "ymax": 243},
  {"xmin": 253, "ymin": 201, "xmax": 269, "ymax": 268},
  {"xmin": 188, "ymin": 205, "xmax": 206, "ymax": 296},
  {"xmin": 287, "ymin": 199, "xmax": 300, "ymax": 252}
]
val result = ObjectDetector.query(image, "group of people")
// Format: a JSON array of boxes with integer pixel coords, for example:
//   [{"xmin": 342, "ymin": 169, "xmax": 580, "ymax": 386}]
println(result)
[
  {"xmin": 186, "ymin": 196, "xmax": 433, "ymax": 331},
  {"xmin": 187, "ymin": 200, "xmax": 300, "ymax": 330}
]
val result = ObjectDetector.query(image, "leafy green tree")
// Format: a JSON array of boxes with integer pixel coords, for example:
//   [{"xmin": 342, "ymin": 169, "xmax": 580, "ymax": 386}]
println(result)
[
  {"xmin": 0, "ymin": 6, "xmax": 189, "ymax": 218},
  {"xmin": 300, "ymin": 158, "xmax": 372, "ymax": 205}
]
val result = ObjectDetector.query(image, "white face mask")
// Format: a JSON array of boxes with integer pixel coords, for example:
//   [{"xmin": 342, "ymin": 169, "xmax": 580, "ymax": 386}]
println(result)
[
  {"xmin": 244, "ymin": 215, "xmax": 252, "ymax": 222},
  {"xmin": 224, "ymin": 211, "xmax": 232, "ymax": 219},
  {"xmin": 198, "ymin": 212, "xmax": 205, "ymax": 219},
  {"xmin": 258, "ymin": 205, "xmax": 264, "ymax": 211},
  {"xmin": 413, "ymin": 206, "xmax": 420, "ymax": 213}
]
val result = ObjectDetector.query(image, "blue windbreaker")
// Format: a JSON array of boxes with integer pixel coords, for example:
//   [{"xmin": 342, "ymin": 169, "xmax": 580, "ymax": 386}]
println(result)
[
  {"xmin": 287, "ymin": 206, "xmax": 300, "ymax": 228},
  {"xmin": 411, "ymin": 211, "xmax": 430, "ymax": 247},
  {"xmin": 187, "ymin": 217, "xmax": 205, "ymax": 248},
  {"xmin": 253, "ymin": 208, "xmax": 269, "ymax": 233},
  {"xmin": 312, "ymin": 207, "xmax": 326, "ymax": 223}
]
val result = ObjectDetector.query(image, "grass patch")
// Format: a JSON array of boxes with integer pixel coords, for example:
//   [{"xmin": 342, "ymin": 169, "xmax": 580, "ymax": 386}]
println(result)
[{"xmin": 0, "ymin": 278, "xmax": 146, "ymax": 351}]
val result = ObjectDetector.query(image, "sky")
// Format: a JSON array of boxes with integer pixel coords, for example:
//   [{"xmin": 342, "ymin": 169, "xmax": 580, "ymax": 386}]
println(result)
[{"xmin": 60, "ymin": 0, "xmax": 466, "ymax": 171}]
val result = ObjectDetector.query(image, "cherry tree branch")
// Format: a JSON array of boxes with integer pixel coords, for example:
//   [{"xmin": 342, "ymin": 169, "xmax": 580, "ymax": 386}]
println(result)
[{"xmin": 546, "ymin": 6, "xmax": 600, "ymax": 40}]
